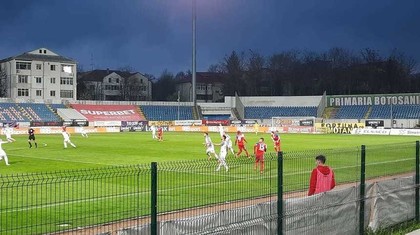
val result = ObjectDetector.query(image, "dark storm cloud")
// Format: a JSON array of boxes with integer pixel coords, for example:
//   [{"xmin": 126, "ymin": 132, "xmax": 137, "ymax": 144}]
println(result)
[{"xmin": 1, "ymin": 0, "xmax": 420, "ymax": 75}]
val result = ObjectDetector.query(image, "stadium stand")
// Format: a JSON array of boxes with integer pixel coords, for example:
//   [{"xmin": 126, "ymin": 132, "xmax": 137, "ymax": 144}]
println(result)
[
  {"xmin": 141, "ymin": 105, "xmax": 194, "ymax": 121},
  {"xmin": 369, "ymin": 105, "xmax": 420, "ymax": 119},
  {"xmin": 0, "ymin": 103, "xmax": 30, "ymax": 122},
  {"xmin": 334, "ymin": 105, "xmax": 369, "ymax": 119},
  {"xmin": 19, "ymin": 103, "xmax": 61, "ymax": 122},
  {"xmin": 50, "ymin": 103, "xmax": 67, "ymax": 112},
  {"xmin": 244, "ymin": 106, "xmax": 317, "ymax": 119},
  {"xmin": 203, "ymin": 114, "xmax": 231, "ymax": 120}
]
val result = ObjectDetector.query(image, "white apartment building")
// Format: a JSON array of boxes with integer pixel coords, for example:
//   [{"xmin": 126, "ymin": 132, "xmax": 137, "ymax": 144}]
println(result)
[{"xmin": 0, "ymin": 48, "xmax": 77, "ymax": 103}]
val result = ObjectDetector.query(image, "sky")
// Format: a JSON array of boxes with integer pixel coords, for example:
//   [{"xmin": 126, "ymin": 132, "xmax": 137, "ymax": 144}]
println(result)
[{"xmin": 0, "ymin": 0, "xmax": 419, "ymax": 76}]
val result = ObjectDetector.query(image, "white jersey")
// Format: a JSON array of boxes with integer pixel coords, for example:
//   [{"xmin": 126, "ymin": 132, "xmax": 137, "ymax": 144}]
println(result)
[
  {"xmin": 218, "ymin": 125, "xmax": 224, "ymax": 138},
  {"xmin": 4, "ymin": 127, "xmax": 12, "ymax": 138},
  {"xmin": 0, "ymin": 141, "xmax": 6, "ymax": 156},
  {"xmin": 204, "ymin": 135, "xmax": 215, "ymax": 153},
  {"xmin": 224, "ymin": 134, "xmax": 233, "ymax": 147},
  {"xmin": 62, "ymin": 131, "xmax": 70, "ymax": 141}
]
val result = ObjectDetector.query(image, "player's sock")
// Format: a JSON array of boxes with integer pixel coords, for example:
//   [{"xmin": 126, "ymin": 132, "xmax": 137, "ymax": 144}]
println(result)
[
  {"xmin": 71, "ymin": 143, "xmax": 76, "ymax": 148},
  {"xmin": 35, "ymin": 143, "xmax": 38, "ymax": 148},
  {"xmin": 29, "ymin": 142, "xmax": 32, "ymax": 148},
  {"xmin": 64, "ymin": 142, "xmax": 67, "ymax": 148},
  {"xmin": 4, "ymin": 156, "xmax": 9, "ymax": 165}
]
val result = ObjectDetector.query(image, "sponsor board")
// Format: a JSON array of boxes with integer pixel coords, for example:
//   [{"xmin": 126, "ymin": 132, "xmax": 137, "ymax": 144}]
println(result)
[
  {"xmin": 391, "ymin": 129, "xmax": 420, "ymax": 136},
  {"xmin": 93, "ymin": 121, "xmax": 121, "ymax": 127},
  {"xmin": 365, "ymin": 120, "xmax": 384, "ymax": 127},
  {"xmin": 316, "ymin": 123, "xmax": 365, "ymax": 134},
  {"xmin": 299, "ymin": 119, "xmax": 314, "ymax": 126},
  {"xmin": 148, "ymin": 121, "xmax": 174, "ymax": 126},
  {"xmin": 71, "ymin": 104, "xmax": 143, "ymax": 121},
  {"xmin": 328, "ymin": 93, "xmax": 420, "ymax": 107},
  {"xmin": 203, "ymin": 120, "xmax": 230, "ymax": 126},
  {"xmin": 174, "ymin": 120, "xmax": 202, "ymax": 126},
  {"xmin": 351, "ymin": 128, "xmax": 390, "ymax": 135}
]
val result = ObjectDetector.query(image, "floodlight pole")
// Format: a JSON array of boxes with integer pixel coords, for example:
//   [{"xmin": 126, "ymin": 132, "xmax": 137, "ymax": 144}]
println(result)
[
  {"xmin": 177, "ymin": 90, "xmax": 180, "ymax": 120},
  {"xmin": 192, "ymin": 0, "xmax": 197, "ymax": 106}
]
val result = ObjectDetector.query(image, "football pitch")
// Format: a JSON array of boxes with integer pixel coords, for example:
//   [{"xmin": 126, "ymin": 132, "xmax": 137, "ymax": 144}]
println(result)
[
  {"xmin": 1, "ymin": 132, "xmax": 419, "ymax": 234},
  {"xmin": 1, "ymin": 131, "xmax": 419, "ymax": 174}
]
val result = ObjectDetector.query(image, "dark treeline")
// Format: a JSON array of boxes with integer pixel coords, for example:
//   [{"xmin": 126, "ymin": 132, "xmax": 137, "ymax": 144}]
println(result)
[{"xmin": 151, "ymin": 47, "xmax": 420, "ymax": 101}]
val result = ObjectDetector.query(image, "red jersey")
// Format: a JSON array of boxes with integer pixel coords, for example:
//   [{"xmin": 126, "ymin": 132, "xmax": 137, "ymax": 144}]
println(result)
[
  {"xmin": 254, "ymin": 142, "xmax": 267, "ymax": 156},
  {"xmin": 272, "ymin": 134, "xmax": 280, "ymax": 144},
  {"xmin": 308, "ymin": 165, "xmax": 336, "ymax": 196},
  {"xmin": 236, "ymin": 134, "xmax": 246, "ymax": 146},
  {"xmin": 157, "ymin": 127, "xmax": 163, "ymax": 134}
]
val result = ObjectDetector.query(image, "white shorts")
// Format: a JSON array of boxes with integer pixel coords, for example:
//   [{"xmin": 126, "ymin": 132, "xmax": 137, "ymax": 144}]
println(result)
[
  {"xmin": 64, "ymin": 137, "xmax": 70, "ymax": 142},
  {"xmin": 0, "ymin": 150, "xmax": 6, "ymax": 157},
  {"xmin": 219, "ymin": 151, "xmax": 227, "ymax": 160},
  {"xmin": 227, "ymin": 140, "xmax": 233, "ymax": 148},
  {"xmin": 206, "ymin": 147, "xmax": 216, "ymax": 154}
]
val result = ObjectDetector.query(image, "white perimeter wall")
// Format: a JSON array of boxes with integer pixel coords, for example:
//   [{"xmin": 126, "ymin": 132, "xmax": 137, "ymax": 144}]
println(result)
[{"xmin": 239, "ymin": 96, "xmax": 322, "ymax": 107}]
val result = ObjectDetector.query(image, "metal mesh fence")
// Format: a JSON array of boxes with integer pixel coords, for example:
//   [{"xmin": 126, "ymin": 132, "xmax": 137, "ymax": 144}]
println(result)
[{"xmin": 0, "ymin": 165, "xmax": 151, "ymax": 235}]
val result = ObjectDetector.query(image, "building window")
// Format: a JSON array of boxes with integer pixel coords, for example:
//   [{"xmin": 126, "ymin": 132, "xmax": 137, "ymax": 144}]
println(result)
[
  {"xmin": 50, "ymin": 77, "xmax": 56, "ymax": 84},
  {"xmin": 36, "ymin": 90, "xmax": 42, "ymax": 96},
  {"xmin": 16, "ymin": 62, "xmax": 31, "ymax": 70},
  {"xmin": 60, "ymin": 77, "xmax": 73, "ymax": 85},
  {"xmin": 104, "ymin": 85, "xmax": 119, "ymax": 90},
  {"xmin": 108, "ymin": 78, "xmax": 112, "ymax": 83},
  {"xmin": 50, "ymin": 65, "xmax": 56, "ymax": 71},
  {"xmin": 116, "ymin": 78, "xmax": 119, "ymax": 83},
  {"xmin": 35, "ymin": 77, "xmax": 42, "ymax": 83},
  {"xmin": 60, "ymin": 90, "xmax": 74, "ymax": 98},
  {"xmin": 18, "ymin": 75, "xmax": 28, "ymax": 83},
  {"xmin": 140, "ymin": 79, "xmax": 143, "ymax": 84},
  {"xmin": 18, "ymin": 88, "xmax": 29, "ymax": 96},
  {"xmin": 61, "ymin": 65, "xmax": 73, "ymax": 74},
  {"xmin": 36, "ymin": 64, "xmax": 42, "ymax": 70},
  {"xmin": 50, "ymin": 90, "xmax": 56, "ymax": 97}
]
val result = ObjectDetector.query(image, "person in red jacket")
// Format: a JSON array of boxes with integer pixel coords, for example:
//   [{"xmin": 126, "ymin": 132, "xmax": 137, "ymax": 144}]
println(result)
[{"xmin": 308, "ymin": 155, "xmax": 335, "ymax": 196}]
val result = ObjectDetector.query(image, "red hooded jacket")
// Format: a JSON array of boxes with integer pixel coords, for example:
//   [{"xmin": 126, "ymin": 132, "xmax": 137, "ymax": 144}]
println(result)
[{"xmin": 308, "ymin": 165, "xmax": 336, "ymax": 196}]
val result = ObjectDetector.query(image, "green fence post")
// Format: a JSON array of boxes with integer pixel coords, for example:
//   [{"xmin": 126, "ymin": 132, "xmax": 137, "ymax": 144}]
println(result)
[
  {"xmin": 277, "ymin": 151, "xmax": 283, "ymax": 235},
  {"xmin": 416, "ymin": 141, "xmax": 419, "ymax": 222},
  {"xmin": 359, "ymin": 145, "xmax": 366, "ymax": 235},
  {"xmin": 151, "ymin": 162, "xmax": 158, "ymax": 235}
]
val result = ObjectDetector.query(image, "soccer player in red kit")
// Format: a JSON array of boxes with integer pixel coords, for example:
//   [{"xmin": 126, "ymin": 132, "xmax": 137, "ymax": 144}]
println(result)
[
  {"xmin": 271, "ymin": 131, "xmax": 281, "ymax": 153},
  {"xmin": 235, "ymin": 131, "xmax": 249, "ymax": 158},
  {"xmin": 254, "ymin": 138, "xmax": 267, "ymax": 174},
  {"xmin": 157, "ymin": 127, "xmax": 163, "ymax": 141}
]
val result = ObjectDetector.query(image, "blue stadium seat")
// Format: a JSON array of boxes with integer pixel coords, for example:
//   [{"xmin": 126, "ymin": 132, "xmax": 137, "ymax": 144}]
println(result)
[
  {"xmin": 334, "ymin": 106, "xmax": 369, "ymax": 119},
  {"xmin": 0, "ymin": 103, "xmax": 30, "ymax": 122},
  {"xmin": 141, "ymin": 105, "xmax": 194, "ymax": 121},
  {"xmin": 369, "ymin": 105, "xmax": 420, "ymax": 119},
  {"xmin": 18, "ymin": 103, "xmax": 61, "ymax": 122},
  {"xmin": 244, "ymin": 106, "xmax": 317, "ymax": 119}
]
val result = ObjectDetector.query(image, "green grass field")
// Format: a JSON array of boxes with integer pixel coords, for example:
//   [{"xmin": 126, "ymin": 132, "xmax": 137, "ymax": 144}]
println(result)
[
  {"xmin": 1, "ymin": 132, "xmax": 419, "ymax": 174},
  {"xmin": 1, "ymin": 132, "xmax": 419, "ymax": 234}
]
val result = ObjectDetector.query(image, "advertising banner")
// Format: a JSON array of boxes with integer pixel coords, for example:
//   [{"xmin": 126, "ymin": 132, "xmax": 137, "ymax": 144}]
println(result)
[
  {"xmin": 351, "ymin": 128, "xmax": 391, "ymax": 135},
  {"xmin": 148, "ymin": 121, "xmax": 174, "ymax": 126},
  {"xmin": 71, "ymin": 104, "xmax": 144, "ymax": 121},
  {"xmin": 365, "ymin": 120, "xmax": 384, "ymax": 128},
  {"xmin": 299, "ymin": 119, "xmax": 314, "ymax": 126},
  {"xmin": 315, "ymin": 123, "xmax": 365, "ymax": 134},
  {"xmin": 203, "ymin": 120, "xmax": 230, "ymax": 126},
  {"xmin": 328, "ymin": 93, "xmax": 420, "ymax": 107},
  {"xmin": 93, "ymin": 121, "xmax": 121, "ymax": 127},
  {"xmin": 174, "ymin": 120, "xmax": 202, "ymax": 126}
]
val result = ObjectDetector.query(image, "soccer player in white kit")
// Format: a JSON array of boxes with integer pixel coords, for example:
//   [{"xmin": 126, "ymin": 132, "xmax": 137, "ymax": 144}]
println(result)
[
  {"xmin": 150, "ymin": 125, "xmax": 157, "ymax": 139},
  {"xmin": 215, "ymin": 135, "xmax": 229, "ymax": 172},
  {"xmin": 80, "ymin": 126, "xmax": 88, "ymax": 138},
  {"xmin": 203, "ymin": 133, "xmax": 218, "ymax": 160},
  {"xmin": 4, "ymin": 126, "xmax": 16, "ymax": 142},
  {"xmin": 224, "ymin": 132, "xmax": 235, "ymax": 155},
  {"xmin": 62, "ymin": 126, "xmax": 76, "ymax": 149},
  {"xmin": 218, "ymin": 124, "xmax": 224, "ymax": 139},
  {"xmin": 0, "ymin": 139, "xmax": 10, "ymax": 166}
]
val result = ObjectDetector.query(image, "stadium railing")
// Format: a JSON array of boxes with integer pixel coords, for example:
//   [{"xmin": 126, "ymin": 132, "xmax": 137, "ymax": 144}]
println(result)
[{"xmin": 1, "ymin": 142, "xmax": 419, "ymax": 234}]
